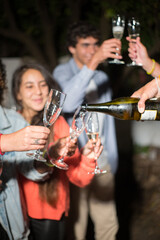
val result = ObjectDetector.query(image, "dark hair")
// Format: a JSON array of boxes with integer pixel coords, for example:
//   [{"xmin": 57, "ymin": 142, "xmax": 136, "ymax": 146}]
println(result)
[
  {"xmin": 66, "ymin": 21, "xmax": 101, "ymax": 49},
  {"xmin": 12, "ymin": 63, "xmax": 61, "ymax": 125},
  {"xmin": 0, "ymin": 59, "xmax": 7, "ymax": 104}
]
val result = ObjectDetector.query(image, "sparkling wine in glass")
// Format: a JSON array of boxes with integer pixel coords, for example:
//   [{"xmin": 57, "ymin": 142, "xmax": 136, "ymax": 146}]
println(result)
[
  {"xmin": 109, "ymin": 14, "xmax": 125, "ymax": 64},
  {"xmin": 51, "ymin": 106, "xmax": 90, "ymax": 170},
  {"xmin": 127, "ymin": 17, "xmax": 142, "ymax": 66},
  {"xmin": 86, "ymin": 112, "xmax": 106, "ymax": 174},
  {"xmin": 27, "ymin": 89, "xmax": 66, "ymax": 162}
]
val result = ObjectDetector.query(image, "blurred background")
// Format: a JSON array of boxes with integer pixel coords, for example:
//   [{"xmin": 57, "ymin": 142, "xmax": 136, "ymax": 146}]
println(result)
[{"xmin": 1, "ymin": 0, "xmax": 160, "ymax": 239}]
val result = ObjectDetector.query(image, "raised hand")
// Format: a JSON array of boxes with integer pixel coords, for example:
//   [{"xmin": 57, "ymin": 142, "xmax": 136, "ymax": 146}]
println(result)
[
  {"xmin": 126, "ymin": 37, "xmax": 149, "ymax": 65},
  {"xmin": 48, "ymin": 136, "xmax": 77, "ymax": 162},
  {"xmin": 81, "ymin": 137, "xmax": 103, "ymax": 159},
  {"xmin": 87, "ymin": 38, "xmax": 122, "ymax": 70}
]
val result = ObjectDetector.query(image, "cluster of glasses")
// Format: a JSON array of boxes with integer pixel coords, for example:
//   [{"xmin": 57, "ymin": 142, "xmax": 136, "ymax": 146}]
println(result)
[
  {"xmin": 109, "ymin": 15, "xmax": 141, "ymax": 66},
  {"xmin": 25, "ymin": 88, "xmax": 106, "ymax": 175}
]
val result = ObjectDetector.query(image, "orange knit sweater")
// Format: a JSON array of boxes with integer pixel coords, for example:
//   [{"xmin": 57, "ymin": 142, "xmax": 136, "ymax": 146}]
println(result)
[{"xmin": 20, "ymin": 116, "xmax": 95, "ymax": 220}]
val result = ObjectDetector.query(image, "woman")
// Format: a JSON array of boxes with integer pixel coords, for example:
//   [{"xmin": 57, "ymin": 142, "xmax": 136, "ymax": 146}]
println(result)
[
  {"xmin": 12, "ymin": 63, "xmax": 102, "ymax": 240},
  {"xmin": 0, "ymin": 59, "xmax": 52, "ymax": 240}
]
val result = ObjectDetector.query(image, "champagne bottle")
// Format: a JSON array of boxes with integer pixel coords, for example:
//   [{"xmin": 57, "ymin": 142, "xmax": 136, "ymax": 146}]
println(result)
[{"xmin": 81, "ymin": 97, "xmax": 160, "ymax": 121}]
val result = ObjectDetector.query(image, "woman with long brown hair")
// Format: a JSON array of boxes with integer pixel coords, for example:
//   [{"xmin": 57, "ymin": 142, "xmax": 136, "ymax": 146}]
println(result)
[{"xmin": 12, "ymin": 62, "xmax": 102, "ymax": 240}]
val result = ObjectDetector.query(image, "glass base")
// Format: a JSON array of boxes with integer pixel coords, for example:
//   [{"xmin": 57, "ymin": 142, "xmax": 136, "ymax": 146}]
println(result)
[
  {"xmin": 88, "ymin": 168, "xmax": 107, "ymax": 175},
  {"xmin": 51, "ymin": 159, "xmax": 68, "ymax": 170},
  {"xmin": 127, "ymin": 61, "xmax": 142, "ymax": 67},
  {"xmin": 108, "ymin": 59, "xmax": 125, "ymax": 65},
  {"xmin": 26, "ymin": 152, "xmax": 47, "ymax": 162}
]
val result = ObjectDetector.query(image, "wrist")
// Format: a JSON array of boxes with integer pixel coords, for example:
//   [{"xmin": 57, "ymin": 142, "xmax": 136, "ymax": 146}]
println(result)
[
  {"xmin": 87, "ymin": 57, "xmax": 99, "ymax": 70},
  {"xmin": 0, "ymin": 134, "xmax": 5, "ymax": 155},
  {"xmin": 143, "ymin": 58, "xmax": 155, "ymax": 74}
]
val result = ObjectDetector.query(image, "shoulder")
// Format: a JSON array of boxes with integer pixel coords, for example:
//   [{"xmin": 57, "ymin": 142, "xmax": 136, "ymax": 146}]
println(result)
[
  {"xmin": 1, "ymin": 107, "xmax": 28, "ymax": 132},
  {"xmin": 5, "ymin": 108, "xmax": 26, "ymax": 122},
  {"xmin": 53, "ymin": 59, "xmax": 71, "ymax": 75}
]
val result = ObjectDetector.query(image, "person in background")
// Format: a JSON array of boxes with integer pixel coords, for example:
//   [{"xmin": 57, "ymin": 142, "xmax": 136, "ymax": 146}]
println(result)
[
  {"xmin": 127, "ymin": 36, "xmax": 160, "ymax": 77},
  {"xmin": 12, "ymin": 63, "xmax": 103, "ymax": 240},
  {"xmin": 0, "ymin": 59, "xmax": 52, "ymax": 240},
  {"xmin": 53, "ymin": 21, "xmax": 119, "ymax": 240}
]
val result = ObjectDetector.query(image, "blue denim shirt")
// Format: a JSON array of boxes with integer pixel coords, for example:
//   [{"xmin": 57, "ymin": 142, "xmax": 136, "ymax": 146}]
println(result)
[
  {"xmin": 0, "ymin": 106, "xmax": 49, "ymax": 240},
  {"xmin": 53, "ymin": 58, "xmax": 118, "ymax": 174}
]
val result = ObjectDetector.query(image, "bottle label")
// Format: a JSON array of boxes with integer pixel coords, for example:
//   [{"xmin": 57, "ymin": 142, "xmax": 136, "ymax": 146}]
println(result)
[{"xmin": 140, "ymin": 110, "xmax": 157, "ymax": 120}]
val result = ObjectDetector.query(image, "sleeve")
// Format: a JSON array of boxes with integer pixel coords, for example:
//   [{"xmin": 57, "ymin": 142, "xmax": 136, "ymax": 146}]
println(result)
[
  {"xmin": 65, "ymin": 149, "xmax": 95, "ymax": 187},
  {"xmin": 53, "ymin": 65, "xmax": 95, "ymax": 113},
  {"xmin": 16, "ymin": 151, "xmax": 51, "ymax": 181}
]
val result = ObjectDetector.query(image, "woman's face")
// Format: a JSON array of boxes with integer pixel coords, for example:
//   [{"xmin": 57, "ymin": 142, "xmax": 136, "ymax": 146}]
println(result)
[{"xmin": 17, "ymin": 69, "xmax": 49, "ymax": 114}]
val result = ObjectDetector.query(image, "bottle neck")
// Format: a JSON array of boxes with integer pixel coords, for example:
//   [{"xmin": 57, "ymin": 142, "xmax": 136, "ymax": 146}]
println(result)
[{"xmin": 81, "ymin": 103, "xmax": 109, "ymax": 112}]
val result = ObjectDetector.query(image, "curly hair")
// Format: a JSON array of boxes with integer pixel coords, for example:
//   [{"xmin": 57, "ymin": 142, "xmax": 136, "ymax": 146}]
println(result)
[
  {"xmin": 66, "ymin": 21, "xmax": 101, "ymax": 49},
  {"xmin": 0, "ymin": 59, "xmax": 6, "ymax": 104}
]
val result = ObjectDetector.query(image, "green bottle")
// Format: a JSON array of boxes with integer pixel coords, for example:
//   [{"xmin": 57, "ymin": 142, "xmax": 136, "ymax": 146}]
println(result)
[{"xmin": 81, "ymin": 97, "xmax": 160, "ymax": 121}]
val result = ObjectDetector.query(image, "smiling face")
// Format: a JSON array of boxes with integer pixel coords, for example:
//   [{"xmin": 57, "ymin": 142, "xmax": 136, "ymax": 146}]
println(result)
[
  {"xmin": 17, "ymin": 69, "xmax": 49, "ymax": 122},
  {"xmin": 68, "ymin": 37, "xmax": 99, "ymax": 68}
]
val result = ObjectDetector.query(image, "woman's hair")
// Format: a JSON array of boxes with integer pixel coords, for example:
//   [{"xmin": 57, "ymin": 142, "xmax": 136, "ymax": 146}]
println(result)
[
  {"xmin": 0, "ymin": 59, "xmax": 7, "ymax": 104},
  {"xmin": 12, "ymin": 63, "xmax": 62, "ymax": 205},
  {"xmin": 39, "ymin": 168, "xmax": 59, "ymax": 207},
  {"xmin": 12, "ymin": 62, "xmax": 61, "ymax": 125}
]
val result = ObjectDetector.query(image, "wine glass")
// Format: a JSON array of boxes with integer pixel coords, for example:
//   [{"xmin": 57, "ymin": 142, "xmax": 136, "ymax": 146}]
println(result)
[
  {"xmin": 27, "ymin": 89, "xmax": 66, "ymax": 162},
  {"xmin": 127, "ymin": 17, "xmax": 142, "ymax": 66},
  {"xmin": 51, "ymin": 106, "xmax": 90, "ymax": 170},
  {"xmin": 109, "ymin": 14, "xmax": 125, "ymax": 64},
  {"xmin": 85, "ymin": 113, "xmax": 106, "ymax": 174}
]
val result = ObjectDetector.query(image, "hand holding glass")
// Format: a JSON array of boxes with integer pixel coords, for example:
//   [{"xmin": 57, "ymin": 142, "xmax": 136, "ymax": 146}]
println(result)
[
  {"xmin": 51, "ymin": 106, "xmax": 90, "ymax": 170},
  {"xmin": 127, "ymin": 17, "xmax": 142, "ymax": 66},
  {"xmin": 27, "ymin": 89, "xmax": 66, "ymax": 162},
  {"xmin": 109, "ymin": 15, "xmax": 125, "ymax": 64},
  {"xmin": 86, "ymin": 112, "xmax": 106, "ymax": 174}
]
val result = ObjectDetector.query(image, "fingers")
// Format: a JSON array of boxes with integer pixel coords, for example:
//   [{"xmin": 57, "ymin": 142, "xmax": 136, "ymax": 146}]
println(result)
[
  {"xmin": 99, "ymin": 39, "xmax": 122, "ymax": 59},
  {"xmin": 27, "ymin": 126, "xmax": 50, "ymax": 139},
  {"xmin": 20, "ymin": 126, "xmax": 50, "ymax": 151},
  {"xmin": 28, "ymin": 126, "xmax": 50, "ymax": 134},
  {"xmin": 25, "ymin": 126, "xmax": 50, "ymax": 144},
  {"xmin": 138, "ymin": 99, "xmax": 146, "ymax": 113},
  {"xmin": 94, "ymin": 139, "xmax": 103, "ymax": 153},
  {"xmin": 95, "ymin": 144, "xmax": 103, "ymax": 159}
]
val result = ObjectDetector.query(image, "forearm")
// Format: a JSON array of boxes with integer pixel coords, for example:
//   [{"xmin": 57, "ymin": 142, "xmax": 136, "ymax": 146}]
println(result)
[
  {"xmin": 87, "ymin": 56, "xmax": 100, "ymax": 70},
  {"xmin": 142, "ymin": 58, "xmax": 160, "ymax": 77},
  {"xmin": 67, "ymin": 154, "xmax": 95, "ymax": 187},
  {"xmin": 1, "ymin": 133, "xmax": 17, "ymax": 152}
]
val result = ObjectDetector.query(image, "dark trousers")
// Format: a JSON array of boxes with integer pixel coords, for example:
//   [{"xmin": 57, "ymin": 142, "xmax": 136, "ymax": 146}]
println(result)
[
  {"xmin": 0, "ymin": 224, "xmax": 9, "ymax": 240},
  {"xmin": 29, "ymin": 216, "xmax": 66, "ymax": 240}
]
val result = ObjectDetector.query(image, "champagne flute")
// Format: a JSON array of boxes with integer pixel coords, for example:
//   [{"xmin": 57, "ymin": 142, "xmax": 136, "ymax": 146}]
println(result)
[
  {"xmin": 86, "ymin": 112, "xmax": 106, "ymax": 174},
  {"xmin": 127, "ymin": 17, "xmax": 142, "ymax": 66},
  {"xmin": 27, "ymin": 89, "xmax": 66, "ymax": 162},
  {"xmin": 109, "ymin": 14, "xmax": 125, "ymax": 64},
  {"xmin": 51, "ymin": 106, "xmax": 90, "ymax": 170}
]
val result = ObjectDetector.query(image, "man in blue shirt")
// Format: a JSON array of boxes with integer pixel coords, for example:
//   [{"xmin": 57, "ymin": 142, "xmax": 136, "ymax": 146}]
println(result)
[{"xmin": 53, "ymin": 21, "xmax": 120, "ymax": 240}]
